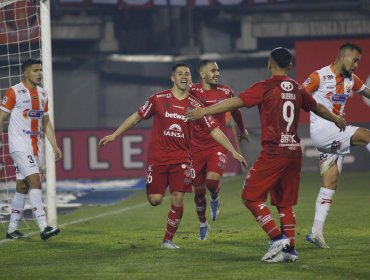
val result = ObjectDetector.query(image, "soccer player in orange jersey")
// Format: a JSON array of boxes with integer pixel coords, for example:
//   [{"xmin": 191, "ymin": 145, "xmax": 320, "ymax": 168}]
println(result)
[
  {"xmin": 99, "ymin": 63, "xmax": 246, "ymax": 249},
  {"xmin": 0, "ymin": 59, "xmax": 62, "ymax": 240},
  {"xmin": 186, "ymin": 48, "xmax": 346, "ymax": 262},
  {"xmin": 189, "ymin": 60, "xmax": 248, "ymax": 240},
  {"xmin": 303, "ymin": 42, "xmax": 370, "ymax": 248}
]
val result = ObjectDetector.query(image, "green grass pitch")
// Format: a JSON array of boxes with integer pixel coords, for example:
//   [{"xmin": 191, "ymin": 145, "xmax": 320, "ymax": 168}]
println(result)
[{"xmin": 1, "ymin": 172, "xmax": 370, "ymax": 280}]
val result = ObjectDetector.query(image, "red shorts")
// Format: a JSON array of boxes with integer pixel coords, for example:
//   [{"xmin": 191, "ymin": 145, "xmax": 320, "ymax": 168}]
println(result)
[
  {"xmin": 192, "ymin": 146, "xmax": 227, "ymax": 186},
  {"xmin": 242, "ymin": 155, "xmax": 302, "ymax": 207},
  {"xmin": 146, "ymin": 163, "xmax": 194, "ymax": 195}
]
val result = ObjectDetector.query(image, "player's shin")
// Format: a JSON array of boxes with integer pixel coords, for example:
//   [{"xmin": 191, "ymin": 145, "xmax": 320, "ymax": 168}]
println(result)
[
  {"xmin": 278, "ymin": 207, "xmax": 296, "ymax": 248},
  {"xmin": 163, "ymin": 204, "xmax": 184, "ymax": 241},
  {"xmin": 244, "ymin": 200, "xmax": 281, "ymax": 240},
  {"xmin": 312, "ymin": 187, "xmax": 335, "ymax": 234},
  {"xmin": 8, "ymin": 192, "xmax": 26, "ymax": 233},
  {"xmin": 29, "ymin": 189, "xmax": 48, "ymax": 232},
  {"xmin": 194, "ymin": 186, "xmax": 207, "ymax": 223}
]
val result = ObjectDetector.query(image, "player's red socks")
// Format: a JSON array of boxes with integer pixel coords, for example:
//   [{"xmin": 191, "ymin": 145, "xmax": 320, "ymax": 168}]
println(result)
[
  {"xmin": 243, "ymin": 200, "xmax": 281, "ymax": 240},
  {"xmin": 278, "ymin": 207, "xmax": 296, "ymax": 248},
  {"xmin": 206, "ymin": 179, "xmax": 220, "ymax": 200},
  {"xmin": 164, "ymin": 204, "xmax": 184, "ymax": 241},
  {"xmin": 194, "ymin": 186, "xmax": 207, "ymax": 223}
]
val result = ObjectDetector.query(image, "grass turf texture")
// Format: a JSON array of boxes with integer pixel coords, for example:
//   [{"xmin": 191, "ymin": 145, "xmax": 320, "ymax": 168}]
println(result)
[{"xmin": 1, "ymin": 172, "xmax": 370, "ymax": 280}]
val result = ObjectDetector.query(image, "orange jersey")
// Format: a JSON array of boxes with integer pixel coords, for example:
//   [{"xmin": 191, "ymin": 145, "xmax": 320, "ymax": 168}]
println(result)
[
  {"xmin": 0, "ymin": 81, "xmax": 48, "ymax": 156},
  {"xmin": 303, "ymin": 64, "xmax": 365, "ymax": 124}
]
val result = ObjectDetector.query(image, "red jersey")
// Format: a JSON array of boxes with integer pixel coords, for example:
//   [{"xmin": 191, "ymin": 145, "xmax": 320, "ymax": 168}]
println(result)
[
  {"xmin": 239, "ymin": 75, "xmax": 317, "ymax": 158},
  {"xmin": 138, "ymin": 89, "xmax": 218, "ymax": 165},
  {"xmin": 190, "ymin": 83, "xmax": 236, "ymax": 152}
]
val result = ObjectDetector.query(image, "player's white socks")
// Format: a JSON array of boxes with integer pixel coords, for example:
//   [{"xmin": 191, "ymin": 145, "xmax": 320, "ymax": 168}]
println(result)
[
  {"xmin": 312, "ymin": 187, "xmax": 335, "ymax": 235},
  {"xmin": 366, "ymin": 143, "xmax": 370, "ymax": 152},
  {"xmin": 29, "ymin": 189, "xmax": 48, "ymax": 232},
  {"xmin": 8, "ymin": 192, "xmax": 26, "ymax": 234}
]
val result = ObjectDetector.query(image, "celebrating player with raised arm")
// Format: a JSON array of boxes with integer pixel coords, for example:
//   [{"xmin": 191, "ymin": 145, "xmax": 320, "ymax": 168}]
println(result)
[
  {"xmin": 185, "ymin": 48, "xmax": 345, "ymax": 262},
  {"xmin": 0, "ymin": 59, "xmax": 62, "ymax": 241},
  {"xmin": 189, "ymin": 60, "xmax": 249, "ymax": 240},
  {"xmin": 303, "ymin": 42, "xmax": 370, "ymax": 249},
  {"xmin": 98, "ymin": 63, "xmax": 246, "ymax": 249}
]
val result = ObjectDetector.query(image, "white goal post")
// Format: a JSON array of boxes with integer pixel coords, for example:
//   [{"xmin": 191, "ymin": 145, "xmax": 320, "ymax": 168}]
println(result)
[{"xmin": 40, "ymin": 0, "xmax": 57, "ymax": 227}]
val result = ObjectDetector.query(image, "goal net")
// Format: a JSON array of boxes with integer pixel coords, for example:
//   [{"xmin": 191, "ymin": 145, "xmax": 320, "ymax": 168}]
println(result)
[{"xmin": 0, "ymin": 0, "xmax": 55, "ymax": 228}]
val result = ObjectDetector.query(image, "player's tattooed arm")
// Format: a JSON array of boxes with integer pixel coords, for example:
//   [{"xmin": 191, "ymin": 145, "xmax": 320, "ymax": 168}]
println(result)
[{"xmin": 358, "ymin": 87, "xmax": 370, "ymax": 99}]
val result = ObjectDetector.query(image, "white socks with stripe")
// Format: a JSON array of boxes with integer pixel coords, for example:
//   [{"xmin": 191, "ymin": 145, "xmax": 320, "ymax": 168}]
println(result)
[
  {"xmin": 312, "ymin": 187, "xmax": 335, "ymax": 235},
  {"xmin": 29, "ymin": 189, "xmax": 48, "ymax": 232},
  {"xmin": 8, "ymin": 192, "xmax": 26, "ymax": 234}
]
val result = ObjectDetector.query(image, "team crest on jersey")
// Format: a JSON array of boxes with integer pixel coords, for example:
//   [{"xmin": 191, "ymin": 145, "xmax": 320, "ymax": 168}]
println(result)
[
  {"xmin": 345, "ymin": 82, "xmax": 352, "ymax": 93},
  {"xmin": 280, "ymin": 81, "xmax": 293, "ymax": 92},
  {"xmin": 1, "ymin": 96, "xmax": 7, "ymax": 105}
]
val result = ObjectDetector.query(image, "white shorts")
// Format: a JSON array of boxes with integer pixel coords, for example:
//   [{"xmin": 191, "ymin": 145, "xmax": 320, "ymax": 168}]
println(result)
[
  {"xmin": 310, "ymin": 121, "xmax": 358, "ymax": 175},
  {"xmin": 310, "ymin": 122, "xmax": 359, "ymax": 155},
  {"xmin": 11, "ymin": 152, "xmax": 41, "ymax": 180}
]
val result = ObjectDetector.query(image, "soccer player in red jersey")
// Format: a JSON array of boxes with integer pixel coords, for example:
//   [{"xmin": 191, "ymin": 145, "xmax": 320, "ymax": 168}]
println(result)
[
  {"xmin": 185, "ymin": 48, "xmax": 346, "ymax": 262},
  {"xmin": 98, "ymin": 63, "xmax": 246, "ymax": 249},
  {"xmin": 189, "ymin": 60, "xmax": 249, "ymax": 240}
]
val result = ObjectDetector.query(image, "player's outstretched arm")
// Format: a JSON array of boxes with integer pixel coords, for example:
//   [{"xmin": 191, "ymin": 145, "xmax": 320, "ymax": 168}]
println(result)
[
  {"xmin": 185, "ymin": 97, "xmax": 244, "ymax": 120},
  {"xmin": 98, "ymin": 112, "xmax": 142, "ymax": 148},
  {"xmin": 312, "ymin": 103, "xmax": 346, "ymax": 131},
  {"xmin": 210, "ymin": 127, "xmax": 248, "ymax": 168},
  {"xmin": 42, "ymin": 115, "xmax": 62, "ymax": 161}
]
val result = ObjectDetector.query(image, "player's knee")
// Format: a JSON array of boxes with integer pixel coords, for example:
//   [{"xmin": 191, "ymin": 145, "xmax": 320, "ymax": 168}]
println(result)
[
  {"xmin": 206, "ymin": 179, "xmax": 220, "ymax": 190},
  {"xmin": 242, "ymin": 199, "xmax": 254, "ymax": 209},
  {"xmin": 26, "ymin": 174, "xmax": 41, "ymax": 188},
  {"xmin": 147, "ymin": 195, "xmax": 163, "ymax": 206},
  {"xmin": 15, "ymin": 182, "xmax": 29, "ymax": 194}
]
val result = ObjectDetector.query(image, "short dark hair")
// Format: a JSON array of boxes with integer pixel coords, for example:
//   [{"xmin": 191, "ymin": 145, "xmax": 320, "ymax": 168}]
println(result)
[
  {"xmin": 197, "ymin": 59, "xmax": 216, "ymax": 72},
  {"xmin": 339, "ymin": 42, "xmax": 362, "ymax": 54},
  {"xmin": 171, "ymin": 62, "xmax": 190, "ymax": 74},
  {"xmin": 270, "ymin": 47, "xmax": 293, "ymax": 68},
  {"xmin": 21, "ymin": 59, "xmax": 41, "ymax": 72}
]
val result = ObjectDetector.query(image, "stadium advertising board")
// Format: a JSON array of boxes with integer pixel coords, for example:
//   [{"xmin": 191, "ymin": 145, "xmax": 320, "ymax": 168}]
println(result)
[
  {"xmin": 59, "ymin": 0, "xmax": 291, "ymax": 7},
  {"xmin": 296, "ymin": 39, "xmax": 370, "ymax": 124},
  {"xmin": 54, "ymin": 129, "xmax": 241, "ymax": 180}
]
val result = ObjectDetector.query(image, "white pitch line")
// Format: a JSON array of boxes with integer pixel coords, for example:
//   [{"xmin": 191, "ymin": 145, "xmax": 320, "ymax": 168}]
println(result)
[{"xmin": 0, "ymin": 201, "xmax": 149, "ymax": 245}]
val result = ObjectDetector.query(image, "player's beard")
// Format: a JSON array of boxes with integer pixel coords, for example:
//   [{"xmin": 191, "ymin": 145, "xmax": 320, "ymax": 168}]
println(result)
[
  {"xmin": 207, "ymin": 77, "xmax": 218, "ymax": 87},
  {"xmin": 341, "ymin": 66, "xmax": 352, "ymax": 78}
]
